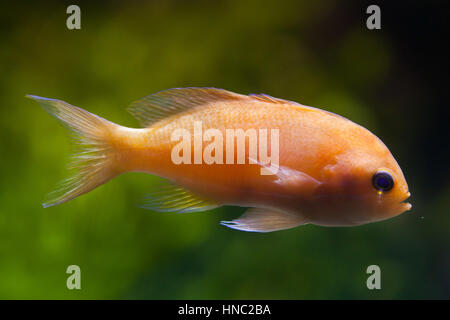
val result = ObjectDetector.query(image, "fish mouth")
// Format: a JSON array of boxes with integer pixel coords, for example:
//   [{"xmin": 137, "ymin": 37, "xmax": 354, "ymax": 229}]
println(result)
[{"xmin": 399, "ymin": 192, "xmax": 412, "ymax": 212}]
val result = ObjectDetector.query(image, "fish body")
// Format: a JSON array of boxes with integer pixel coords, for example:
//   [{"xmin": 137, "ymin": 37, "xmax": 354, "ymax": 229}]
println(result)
[{"xmin": 27, "ymin": 88, "xmax": 411, "ymax": 232}]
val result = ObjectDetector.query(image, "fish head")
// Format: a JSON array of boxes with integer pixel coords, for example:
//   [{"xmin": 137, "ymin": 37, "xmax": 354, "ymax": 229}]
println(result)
[{"xmin": 319, "ymin": 131, "xmax": 411, "ymax": 225}]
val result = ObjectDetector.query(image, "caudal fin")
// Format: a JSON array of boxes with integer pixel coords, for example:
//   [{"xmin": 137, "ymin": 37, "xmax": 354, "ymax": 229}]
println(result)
[{"xmin": 27, "ymin": 95, "xmax": 119, "ymax": 207}]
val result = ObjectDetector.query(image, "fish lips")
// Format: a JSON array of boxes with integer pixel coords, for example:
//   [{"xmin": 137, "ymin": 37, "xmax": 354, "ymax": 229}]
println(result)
[{"xmin": 397, "ymin": 192, "xmax": 412, "ymax": 213}]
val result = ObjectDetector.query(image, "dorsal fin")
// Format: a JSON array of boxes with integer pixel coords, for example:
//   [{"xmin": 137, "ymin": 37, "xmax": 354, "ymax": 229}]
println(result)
[
  {"xmin": 128, "ymin": 87, "xmax": 246, "ymax": 127},
  {"xmin": 127, "ymin": 87, "xmax": 326, "ymax": 128},
  {"xmin": 251, "ymin": 93, "xmax": 351, "ymax": 122},
  {"xmin": 248, "ymin": 93, "xmax": 292, "ymax": 104}
]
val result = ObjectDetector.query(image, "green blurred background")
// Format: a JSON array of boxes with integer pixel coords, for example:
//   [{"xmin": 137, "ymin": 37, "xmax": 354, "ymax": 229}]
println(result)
[{"xmin": 0, "ymin": 0, "xmax": 448, "ymax": 299}]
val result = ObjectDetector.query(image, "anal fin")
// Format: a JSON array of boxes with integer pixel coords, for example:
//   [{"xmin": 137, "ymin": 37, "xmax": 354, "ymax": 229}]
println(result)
[{"xmin": 221, "ymin": 208, "xmax": 308, "ymax": 232}]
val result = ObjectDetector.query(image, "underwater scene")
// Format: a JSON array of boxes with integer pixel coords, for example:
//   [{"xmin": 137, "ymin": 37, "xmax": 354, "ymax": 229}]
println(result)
[{"xmin": 0, "ymin": 0, "xmax": 448, "ymax": 301}]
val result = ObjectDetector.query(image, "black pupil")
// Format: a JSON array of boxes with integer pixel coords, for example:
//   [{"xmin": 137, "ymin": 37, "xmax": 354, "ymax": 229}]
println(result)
[{"xmin": 373, "ymin": 171, "xmax": 394, "ymax": 192}]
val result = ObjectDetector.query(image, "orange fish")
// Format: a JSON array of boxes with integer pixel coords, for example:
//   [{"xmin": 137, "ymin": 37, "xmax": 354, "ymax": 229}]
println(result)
[{"xmin": 27, "ymin": 88, "xmax": 411, "ymax": 232}]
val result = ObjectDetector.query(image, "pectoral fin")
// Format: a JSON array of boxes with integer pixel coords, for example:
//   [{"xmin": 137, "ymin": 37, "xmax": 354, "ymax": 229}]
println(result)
[
  {"xmin": 221, "ymin": 208, "xmax": 308, "ymax": 232},
  {"xmin": 249, "ymin": 157, "xmax": 321, "ymax": 195}
]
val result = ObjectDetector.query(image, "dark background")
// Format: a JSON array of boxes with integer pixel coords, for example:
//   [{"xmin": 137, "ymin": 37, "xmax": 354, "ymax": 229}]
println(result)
[{"xmin": 0, "ymin": 0, "xmax": 448, "ymax": 299}]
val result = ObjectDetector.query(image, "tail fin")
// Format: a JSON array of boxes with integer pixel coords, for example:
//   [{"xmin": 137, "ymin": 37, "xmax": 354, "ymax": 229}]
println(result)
[{"xmin": 27, "ymin": 95, "xmax": 119, "ymax": 207}]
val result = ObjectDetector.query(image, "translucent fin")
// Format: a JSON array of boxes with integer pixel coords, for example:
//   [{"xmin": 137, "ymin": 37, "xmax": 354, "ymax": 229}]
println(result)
[
  {"xmin": 221, "ymin": 208, "xmax": 308, "ymax": 232},
  {"xmin": 129, "ymin": 87, "xmax": 350, "ymax": 128},
  {"xmin": 248, "ymin": 157, "xmax": 321, "ymax": 194},
  {"xmin": 140, "ymin": 182, "xmax": 220, "ymax": 213},
  {"xmin": 27, "ymin": 95, "xmax": 119, "ymax": 207},
  {"xmin": 128, "ymin": 87, "xmax": 246, "ymax": 127},
  {"xmin": 249, "ymin": 93, "xmax": 293, "ymax": 104},
  {"xmin": 250, "ymin": 93, "xmax": 350, "ymax": 121}
]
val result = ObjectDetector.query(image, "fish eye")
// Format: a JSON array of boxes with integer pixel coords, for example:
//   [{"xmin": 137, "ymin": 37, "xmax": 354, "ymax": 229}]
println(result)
[{"xmin": 372, "ymin": 170, "xmax": 394, "ymax": 192}]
